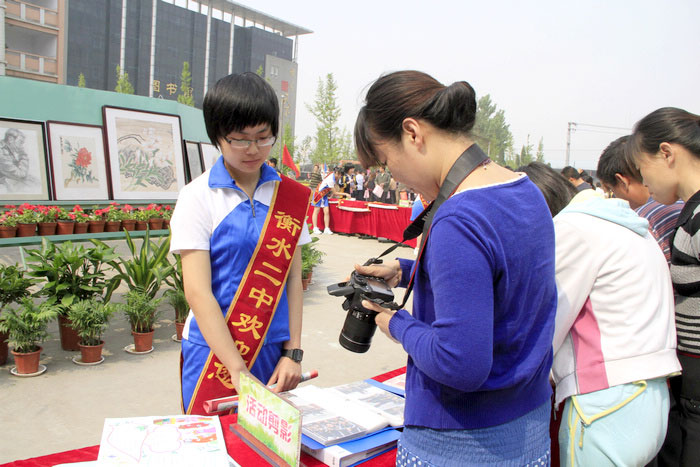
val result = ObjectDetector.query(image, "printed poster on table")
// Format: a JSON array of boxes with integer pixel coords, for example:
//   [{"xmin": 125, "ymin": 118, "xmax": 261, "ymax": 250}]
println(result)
[
  {"xmin": 97, "ymin": 415, "xmax": 230, "ymax": 466},
  {"xmin": 238, "ymin": 372, "xmax": 302, "ymax": 467}
]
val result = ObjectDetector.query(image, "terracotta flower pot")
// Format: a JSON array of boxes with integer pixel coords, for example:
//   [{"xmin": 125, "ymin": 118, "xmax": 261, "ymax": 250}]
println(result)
[
  {"xmin": 148, "ymin": 218, "xmax": 164, "ymax": 230},
  {"xmin": 88, "ymin": 220, "xmax": 105, "ymax": 233},
  {"xmin": 58, "ymin": 314, "xmax": 81, "ymax": 351},
  {"xmin": 78, "ymin": 341, "xmax": 104, "ymax": 364},
  {"xmin": 11, "ymin": 346, "xmax": 42, "ymax": 374},
  {"xmin": 121, "ymin": 219, "xmax": 136, "ymax": 231},
  {"xmin": 104, "ymin": 221, "xmax": 120, "ymax": 232},
  {"xmin": 56, "ymin": 221, "xmax": 75, "ymax": 235},
  {"xmin": 175, "ymin": 321, "xmax": 185, "ymax": 341},
  {"xmin": 135, "ymin": 220, "xmax": 148, "ymax": 231},
  {"xmin": 132, "ymin": 330, "xmax": 155, "ymax": 352},
  {"xmin": 302, "ymin": 277, "xmax": 310, "ymax": 291},
  {"xmin": 37, "ymin": 222, "xmax": 57, "ymax": 236},
  {"xmin": 16, "ymin": 223, "xmax": 37, "ymax": 237},
  {"xmin": 0, "ymin": 225, "xmax": 17, "ymax": 238},
  {"xmin": 74, "ymin": 222, "xmax": 89, "ymax": 234},
  {"xmin": 0, "ymin": 330, "xmax": 8, "ymax": 365},
  {"xmin": 163, "ymin": 219, "xmax": 170, "ymax": 228}
]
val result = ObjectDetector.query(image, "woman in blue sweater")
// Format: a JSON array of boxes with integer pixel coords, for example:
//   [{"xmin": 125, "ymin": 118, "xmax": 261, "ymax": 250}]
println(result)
[{"xmin": 354, "ymin": 70, "xmax": 558, "ymax": 466}]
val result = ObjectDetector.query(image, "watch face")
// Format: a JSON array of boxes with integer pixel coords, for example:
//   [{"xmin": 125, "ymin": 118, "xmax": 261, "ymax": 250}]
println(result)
[{"xmin": 285, "ymin": 349, "xmax": 303, "ymax": 362}]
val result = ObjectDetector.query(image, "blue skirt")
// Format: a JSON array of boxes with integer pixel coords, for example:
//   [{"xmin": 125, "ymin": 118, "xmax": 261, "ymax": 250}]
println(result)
[{"xmin": 397, "ymin": 401, "xmax": 551, "ymax": 466}]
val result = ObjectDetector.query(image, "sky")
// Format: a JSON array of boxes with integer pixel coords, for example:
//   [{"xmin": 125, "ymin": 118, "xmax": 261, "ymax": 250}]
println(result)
[{"xmin": 250, "ymin": 0, "xmax": 700, "ymax": 170}]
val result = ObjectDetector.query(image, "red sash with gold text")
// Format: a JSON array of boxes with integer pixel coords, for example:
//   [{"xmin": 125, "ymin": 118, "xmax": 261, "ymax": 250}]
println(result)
[
  {"xmin": 313, "ymin": 186, "xmax": 332, "ymax": 203},
  {"xmin": 186, "ymin": 176, "xmax": 311, "ymax": 414}
]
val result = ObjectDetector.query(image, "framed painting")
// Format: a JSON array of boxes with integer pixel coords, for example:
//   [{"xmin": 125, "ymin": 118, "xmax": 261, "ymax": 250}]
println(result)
[
  {"xmin": 184, "ymin": 140, "xmax": 204, "ymax": 182},
  {"xmin": 103, "ymin": 106, "xmax": 186, "ymax": 200},
  {"xmin": 0, "ymin": 118, "xmax": 50, "ymax": 201},
  {"xmin": 46, "ymin": 121, "xmax": 111, "ymax": 200},
  {"xmin": 200, "ymin": 142, "xmax": 221, "ymax": 172}
]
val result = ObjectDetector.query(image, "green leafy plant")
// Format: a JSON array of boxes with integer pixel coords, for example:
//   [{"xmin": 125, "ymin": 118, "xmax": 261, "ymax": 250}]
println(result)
[
  {"xmin": 13, "ymin": 206, "xmax": 41, "ymax": 224},
  {"xmin": 118, "ymin": 289, "xmax": 163, "ymax": 333},
  {"xmin": 67, "ymin": 298, "xmax": 116, "ymax": 346},
  {"xmin": 0, "ymin": 264, "xmax": 35, "ymax": 311},
  {"xmin": 97, "ymin": 229, "xmax": 173, "ymax": 300},
  {"xmin": 301, "ymin": 236, "xmax": 324, "ymax": 278},
  {"xmin": 165, "ymin": 254, "xmax": 189, "ymax": 323},
  {"xmin": 0, "ymin": 298, "xmax": 58, "ymax": 353},
  {"xmin": 25, "ymin": 238, "xmax": 118, "ymax": 314},
  {"xmin": 0, "ymin": 210, "xmax": 18, "ymax": 227}
]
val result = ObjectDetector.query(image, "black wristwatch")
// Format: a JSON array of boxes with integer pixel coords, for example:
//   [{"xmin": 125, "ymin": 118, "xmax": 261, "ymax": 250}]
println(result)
[{"xmin": 281, "ymin": 348, "xmax": 303, "ymax": 363}]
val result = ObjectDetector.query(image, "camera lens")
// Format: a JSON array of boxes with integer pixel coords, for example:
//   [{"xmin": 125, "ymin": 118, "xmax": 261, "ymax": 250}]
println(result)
[{"xmin": 338, "ymin": 308, "xmax": 377, "ymax": 353}]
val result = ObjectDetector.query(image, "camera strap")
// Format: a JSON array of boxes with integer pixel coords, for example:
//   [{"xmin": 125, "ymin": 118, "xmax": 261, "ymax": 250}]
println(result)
[{"xmin": 369, "ymin": 143, "xmax": 489, "ymax": 308}]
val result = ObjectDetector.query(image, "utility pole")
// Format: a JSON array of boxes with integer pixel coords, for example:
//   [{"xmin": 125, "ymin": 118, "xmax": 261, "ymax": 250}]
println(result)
[{"xmin": 565, "ymin": 122, "xmax": 576, "ymax": 167}]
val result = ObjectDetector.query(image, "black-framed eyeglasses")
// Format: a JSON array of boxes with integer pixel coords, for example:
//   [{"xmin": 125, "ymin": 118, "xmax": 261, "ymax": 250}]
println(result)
[{"xmin": 224, "ymin": 135, "xmax": 276, "ymax": 149}]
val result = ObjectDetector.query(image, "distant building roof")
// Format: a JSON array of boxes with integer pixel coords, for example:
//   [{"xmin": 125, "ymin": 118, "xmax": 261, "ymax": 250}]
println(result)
[{"xmin": 210, "ymin": 0, "xmax": 313, "ymax": 37}]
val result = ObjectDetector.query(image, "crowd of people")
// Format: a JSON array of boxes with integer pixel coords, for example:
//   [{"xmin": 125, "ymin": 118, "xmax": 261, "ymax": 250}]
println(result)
[{"xmin": 169, "ymin": 69, "xmax": 699, "ymax": 467}]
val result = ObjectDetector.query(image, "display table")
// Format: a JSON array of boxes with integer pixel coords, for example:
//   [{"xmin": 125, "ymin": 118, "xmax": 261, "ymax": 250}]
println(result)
[
  {"xmin": 1, "ymin": 368, "xmax": 407, "ymax": 467},
  {"xmin": 308, "ymin": 200, "xmax": 417, "ymax": 248}
]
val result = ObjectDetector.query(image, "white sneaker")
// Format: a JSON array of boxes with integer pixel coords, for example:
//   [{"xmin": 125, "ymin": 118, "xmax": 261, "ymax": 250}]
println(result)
[
  {"xmin": 312, "ymin": 227, "xmax": 322, "ymax": 235},
  {"xmin": 323, "ymin": 228, "xmax": 334, "ymax": 235}
]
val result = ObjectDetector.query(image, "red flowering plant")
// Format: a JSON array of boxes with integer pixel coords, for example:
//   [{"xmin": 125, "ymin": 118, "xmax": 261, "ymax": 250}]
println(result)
[
  {"xmin": 71, "ymin": 205, "xmax": 89, "ymax": 223},
  {"xmin": 0, "ymin": 208, "xmax": 18, "ymax": 227},
  {"xmin": 35, "ymin": 205, "xmax": 62, "ymax": 223},
  {"xmin": 56, "ymin": 206, "xmax": 74, "ymax": 221},
  {"xmin": 120, "ymin": 204, "xmax": 136, "ymax": 220},
  {"xmin": 133, "ymin": 207, "xmax": 150, "ymax": 222},
  {"xmin": 13, "ymin": 204, "xmax": 41, "ymax": 224},
  {"xmin": 142, "ymin": 203, "xmax": 163, "ymax": 220},
  {"xmin": 101, "ymin": 203, "xmax": 127, "ymax": 222},
  {"xmin": 161, "ymin": 204, "xmax": 173, "ymax": 220}
]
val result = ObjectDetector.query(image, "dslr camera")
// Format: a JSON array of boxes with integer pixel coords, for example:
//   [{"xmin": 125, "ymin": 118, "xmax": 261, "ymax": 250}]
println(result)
[{"xmin": 327, "ymin": 259, "xmax": 399, "ymax": 353}]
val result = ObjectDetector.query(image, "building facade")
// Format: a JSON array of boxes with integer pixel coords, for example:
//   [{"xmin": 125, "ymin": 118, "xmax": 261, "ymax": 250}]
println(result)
[{"xmin": 1, "ymin": 0, "xmax": 310, "ymax": 134}]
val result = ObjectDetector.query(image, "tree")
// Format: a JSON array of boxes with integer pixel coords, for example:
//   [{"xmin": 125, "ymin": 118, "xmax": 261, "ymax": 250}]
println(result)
[
  {"xmin": 114, "ymin": 66, "xmax": 134, "ymax": 94},
  {"xmin": 472, "ymin": 95, "xmax": 513, "ymax": 165},
  {"xmin": 519, "ymin": 135, "xmax": 534, "ymax": 165},
  {"xmin": 307, "ymin": 74, "xmax": 342, "ymax": 165},
  {"xmin": 536, "ymin": 137, "xmax": 545, "ymax": 162},
  {"xmin": 256, "ymin": 65, "xmax": 264, "ymax": 77},
  {"xmin": 77, "ymin": 73, "xmax": 86, "ymax": 88},
  {"xmin": 177, "ymin": 62, "xmax": 194, "ymax": 106}
]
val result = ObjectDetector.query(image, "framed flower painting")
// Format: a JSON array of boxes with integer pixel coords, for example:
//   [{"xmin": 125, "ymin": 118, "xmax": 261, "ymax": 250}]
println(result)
[
  {"xmin": 184, "ymin": 140, "xmax": 204, "ymax": 182},
  {"xmin": 103, "ymin": 106, "xmax": 186, "ymax": 200},
  {"xmin": 46, "ymin": 121, "xmax": 111, "ymax": 200},
  {"xmin": 200, "ymin": 142, "xmax": 221, "ymax": 172},
  {"xmin": 0, "ymin": 118, "xmax": 50, "ymax": 201}
]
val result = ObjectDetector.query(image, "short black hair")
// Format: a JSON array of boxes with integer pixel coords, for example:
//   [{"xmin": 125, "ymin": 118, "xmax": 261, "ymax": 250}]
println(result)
[
  {"xmin": 203, "ymin": 72, "xmax": 279, "ymax": 149},
  {"xmin": 560, "ymin": 166, "xmax": 580, "ymax": 179},
  {"xmin": 596, "ymin": 136, "xmax": 640, "ymax": 186},
  {"xmin": 269, "ymin": 158, "xmax": 278, "ymax": 166},
  {"xmin": 519, "ymin": 162, "xmax": 576, "ymax": 217}
]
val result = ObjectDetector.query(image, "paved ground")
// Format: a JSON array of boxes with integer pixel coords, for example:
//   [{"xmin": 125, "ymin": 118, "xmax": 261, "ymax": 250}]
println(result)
[{"xmin": 0, "ymin": 233, "xmax": 413, "ymax": 463}]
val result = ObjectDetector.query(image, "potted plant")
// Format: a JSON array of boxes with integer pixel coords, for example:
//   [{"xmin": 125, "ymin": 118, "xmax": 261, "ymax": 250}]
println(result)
[
  {"xmin": 0, "ymin": 264, "xmax": 35, "ymax": 365},
  {"xmin": 161, "ymin": 205, "xmax": 173, "ymax": 227},
  {"xmin": 86, "ymin": 207, "xmax": 106, "ymax": 233},
  {"xmin": 117, "ymin": 289, "xmax": 163, "ymax": 352},
  {"xmin": 145, "ymin": 204, "xmax": 165, "ymax": 230},
  {"xmin": 25, "ymin": 238, "xmax": 118, "ymax": 350},
  {"xmin": 120, "ymin": 204, "xmax": 136, "ymax": 231},
  {"xmin": 101, "ymin": 204, "xmax": 125, "ymax": 232},
  {"xmin": 0, "ymin": 208, "xmax": 18, "ymax": 238},
  {"xmin": 98, "ymin": 229, "xmax": 173, "ymax": 301},
  {"xmin": 165, "ymin": 254, "xmax": 189, "ymax": 341},
  {"xmin": 0, "ymin": 298, "xmax": 58, "ymax": 375},
  {"xmin": 67, "ymin": 298, "xmax": 116, "ymax": 364},
  {"xmin": 72, "ymin": 205, "xmax": 90, "ymax": 234},
  {"xmin": 13, "ymin": 204, "xmax": 40, "ymax": 237},
  {"xmin": 36, "ymin": 205, "xmax": 61, "ymax": 235},
  {"xmin": 56, "ymin": 207, "xmax": 76, "ymax": 235},
  {"xmin": 301, "ymin": 236, "xmax": 324, "ymax": 290},
  {"xmin": 133, "ymin": 208, "xmax": 149, "ymax": 230}
]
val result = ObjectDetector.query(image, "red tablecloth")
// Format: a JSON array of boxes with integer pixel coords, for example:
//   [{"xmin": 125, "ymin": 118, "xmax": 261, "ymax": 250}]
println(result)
[
  {"xmin": 2, "ymin": 368, "xmax": 407, "ymax": 467},
  {"xmin": 308, "ymin": 200, "xmax": 417, "ymax": 248}
]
